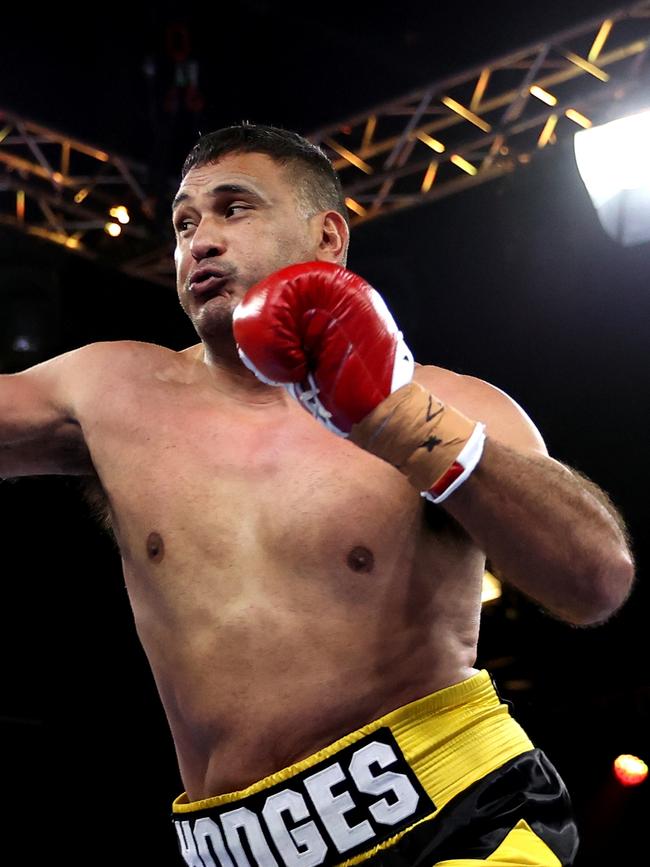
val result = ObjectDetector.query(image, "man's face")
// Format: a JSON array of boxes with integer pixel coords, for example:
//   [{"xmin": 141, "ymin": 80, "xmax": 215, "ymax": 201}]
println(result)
[{"xmin": 173, "ymin": 152, "xmax": 320, "ymax": 342}]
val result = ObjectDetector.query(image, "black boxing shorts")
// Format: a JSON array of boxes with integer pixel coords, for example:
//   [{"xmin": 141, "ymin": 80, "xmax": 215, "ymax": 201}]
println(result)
[{"xmin": 172, "ymin": 670, "xmax": 578, "ymax": 866}]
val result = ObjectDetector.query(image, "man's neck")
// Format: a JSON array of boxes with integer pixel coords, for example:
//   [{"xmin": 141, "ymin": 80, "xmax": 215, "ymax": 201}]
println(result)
[{"xmin": 195, "ymin": 341, "xmax": 287, "ymax": 405}]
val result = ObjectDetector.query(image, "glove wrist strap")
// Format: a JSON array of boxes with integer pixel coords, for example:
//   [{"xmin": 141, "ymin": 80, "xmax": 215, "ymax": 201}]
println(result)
[
  {"xmin": 423, "ymin": 420, "xmax": 486, "ymax": 503},
  {"xmin": 349, "ymin": 381, "xmax": 485, "ymax": 502}
]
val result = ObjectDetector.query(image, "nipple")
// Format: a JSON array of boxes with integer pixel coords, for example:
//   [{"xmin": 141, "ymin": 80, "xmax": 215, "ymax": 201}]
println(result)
[
  {"xmin": 146, "ymin": 531, "xmax": 165, "ymax": 564},
  {"xmin": 346, "ymin": 546, "xmax": 374, "ymax": 574}
]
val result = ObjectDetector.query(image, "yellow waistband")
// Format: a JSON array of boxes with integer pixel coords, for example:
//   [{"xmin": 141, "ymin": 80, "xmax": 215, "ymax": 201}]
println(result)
[{"xmin": 173, "ymin": 670, "xmax": 533, "ymax": 818}]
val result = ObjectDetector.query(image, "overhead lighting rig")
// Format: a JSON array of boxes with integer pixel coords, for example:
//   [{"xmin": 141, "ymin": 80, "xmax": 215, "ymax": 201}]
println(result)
[
  {"xmin": 0, "ymin": 109, "xmax": 175, "ymax": 286},
  {"xmin": 310, "ymin": 2, "xmax": 650, "ymax": 225},
  {"xmin": 0, "ymin": 3, "xmax": 648, "ymax": 284}
]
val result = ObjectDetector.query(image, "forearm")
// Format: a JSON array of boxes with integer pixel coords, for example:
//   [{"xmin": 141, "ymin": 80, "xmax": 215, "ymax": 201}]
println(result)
[{"xmin": 442, "ymin": 438, "xmax": 635, "ymax": 625}]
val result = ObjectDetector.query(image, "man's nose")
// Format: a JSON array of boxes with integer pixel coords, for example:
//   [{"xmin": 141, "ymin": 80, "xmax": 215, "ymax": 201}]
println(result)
[{"xmin": 190, "ymin": 219, "xmax": 227, "ymax": 261}]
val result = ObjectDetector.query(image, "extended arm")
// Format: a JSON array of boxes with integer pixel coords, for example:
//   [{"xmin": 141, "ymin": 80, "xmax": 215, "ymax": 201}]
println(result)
[
  {"xmin": 0, "ymin": 344, "xmax": 95, "ymax": 478},
  {"xmin": 231, "ymin": 262, "xmax": 634, "ymax": 626}
]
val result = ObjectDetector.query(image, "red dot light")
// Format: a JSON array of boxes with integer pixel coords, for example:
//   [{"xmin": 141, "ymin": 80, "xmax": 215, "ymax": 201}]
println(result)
[{"xmin": 613, "ymin": 754, "xmax": 648, "ymax": 787}]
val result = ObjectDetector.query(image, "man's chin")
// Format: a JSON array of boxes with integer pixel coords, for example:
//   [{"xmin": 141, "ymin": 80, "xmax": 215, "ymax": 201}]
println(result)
[{"xmin": 192, "ymin": 298, "xmax": 237, "ymax": 342}]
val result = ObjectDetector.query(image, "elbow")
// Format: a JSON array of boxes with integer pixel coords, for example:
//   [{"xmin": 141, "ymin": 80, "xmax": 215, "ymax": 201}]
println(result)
[{"xmin": 569, "ymin": 549, "xmax": 635, "ymax": 626}]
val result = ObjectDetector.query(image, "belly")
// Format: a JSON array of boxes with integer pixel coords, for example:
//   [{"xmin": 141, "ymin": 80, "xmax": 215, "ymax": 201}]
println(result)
[{"xmin": 133, "ymin": 556, "xmax": 480, "ymax": 801}]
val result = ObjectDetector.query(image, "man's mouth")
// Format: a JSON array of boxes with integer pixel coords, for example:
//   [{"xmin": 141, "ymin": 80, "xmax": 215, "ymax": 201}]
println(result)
[{"xmin": 189, "ymin": 273, "xmax": 231, "ymax": 302}]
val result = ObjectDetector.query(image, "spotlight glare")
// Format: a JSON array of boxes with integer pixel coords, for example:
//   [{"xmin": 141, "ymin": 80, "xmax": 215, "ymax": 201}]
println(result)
[
  {"xmin": 574, "ymin": 108, "xmax": 650, "ymax": 246},
  {"xmin": 575, "ymin": 109, "xmax": 650, "ymax": 201},
  {"xmin": 105, "ymin": 222, "xmax": 122, "ymax": 237}
]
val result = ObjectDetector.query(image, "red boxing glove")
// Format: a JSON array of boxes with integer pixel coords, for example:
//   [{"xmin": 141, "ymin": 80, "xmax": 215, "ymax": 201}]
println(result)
[
  {"xmin": 232, "ymin": 260, "xmax": 414, "ymax": 435},
  {"xmin": 233, "ymin": 261, "xmax": 485, "ymax": 503}
]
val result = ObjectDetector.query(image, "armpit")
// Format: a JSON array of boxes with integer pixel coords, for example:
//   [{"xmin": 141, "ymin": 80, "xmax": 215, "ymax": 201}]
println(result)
[{"xmin": 76, "ymin": 472, "xmax": 116, "ymax": 541}]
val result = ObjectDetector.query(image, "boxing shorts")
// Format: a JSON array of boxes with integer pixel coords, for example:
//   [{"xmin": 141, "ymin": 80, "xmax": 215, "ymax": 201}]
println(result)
[{"xmin": 172, "ymin": 670, "xmax": 578, "ymax": 866}]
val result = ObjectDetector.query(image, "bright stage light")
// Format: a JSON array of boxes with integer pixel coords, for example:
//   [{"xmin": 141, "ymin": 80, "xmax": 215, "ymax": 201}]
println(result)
[
  {"xmin": 109, "ymin": 205, "xmax": 130, "ymax": 224},
  {"xmin": 574, "ymin": 108, "xmax": 650, "ymax": 246},
  {"xmin": 481, "ymin": 570, "xmax": 502, "ymax": 604},
  {"xmin": 613, "ymin": 754, "xmax": 648, "ymax": 787}
]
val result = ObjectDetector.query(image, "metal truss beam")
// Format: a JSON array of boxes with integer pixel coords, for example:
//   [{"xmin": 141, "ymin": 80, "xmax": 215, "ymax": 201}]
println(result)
[
  {"xmin": 0, "ymin": 2, "xmax": 648, "ymax": 287},
  {"xmin": 0, "ymin": 109, "xmax": 176, "ymax": 286},
  {"xmin": 311, "ymin": 1, "xmax": 650, "ymax": 225}
]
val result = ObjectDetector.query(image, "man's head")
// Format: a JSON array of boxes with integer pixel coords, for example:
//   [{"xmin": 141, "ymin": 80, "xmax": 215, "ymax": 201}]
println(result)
[
  {"xmin": 181, "ymin": 124, "xmax": 349, "ymax": 232},
  {"xmin": 173, "ymin": 123, "xmax": 350, "ymax": 344}
]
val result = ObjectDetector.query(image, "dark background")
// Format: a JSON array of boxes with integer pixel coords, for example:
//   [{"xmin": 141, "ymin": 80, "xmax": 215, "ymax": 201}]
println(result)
[{"xmin": 1, "ymin": 2, "xmax": 648, "ymax": 864}]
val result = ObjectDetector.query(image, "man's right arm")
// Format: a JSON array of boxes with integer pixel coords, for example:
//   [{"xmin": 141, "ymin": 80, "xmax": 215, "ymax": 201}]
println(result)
[{"xmin": 0, "ymin": 345, "xmax": 96, "ymax": 478}]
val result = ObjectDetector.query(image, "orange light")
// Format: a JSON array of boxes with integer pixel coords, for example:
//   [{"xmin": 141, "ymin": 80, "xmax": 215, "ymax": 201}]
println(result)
[
  {"xmin": 16, "ymin": 189, "xmax": 25, "ymax": 222},
  {"xmin": 344, "ymin": 197, "xmax": 366, "ymax": 217},
  {"xmin": 538, "ymin": 114, "xmax": 559, "ymax": 149},
  {"xmin": 450, "ymin": 154, "xmax": 478, "ymax": 176},
  {"xmin": 442, "ymin": 96, "xmax": 492, "ymax": 133},
  {"xmin": 325, "ymin": 138, "xmax": 373, "ymax": 174},
  {"xmin": 613, "ymin": 755, "xmax": 648, "ymax": 787},
  {"xmin": 481, "ymin": 570, "xmax": 502, "ymax": 604},
  {"xmin": 566, "ymin": 109, "xmax": 592, "ymax": 129},
  {"xmin": 109, "ymin": 205, "xmax": 130, "ymax": 224},
  {"xmin": 589, "ymin": 19, "xmax": 613, "ymax": 63},
  {"xmin": 421, "ymin": 161, "xmax": 438, "ymax": 193},
  {"xmin": 530, "ymin": 86, "xmax": 558, "ymax": 107},
  {"xmin": 417, "ymin": 131, "xmax": 445, "ymax": 154},
  {"xmin": 105, "ymin": 221, "xmax": 122, "ymax": 237}
]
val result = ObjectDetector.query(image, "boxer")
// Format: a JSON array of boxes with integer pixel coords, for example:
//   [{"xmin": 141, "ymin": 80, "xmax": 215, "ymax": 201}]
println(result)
[{"xmin": 0, "ymin": 123, "xmax": 634, "ymax": 866}]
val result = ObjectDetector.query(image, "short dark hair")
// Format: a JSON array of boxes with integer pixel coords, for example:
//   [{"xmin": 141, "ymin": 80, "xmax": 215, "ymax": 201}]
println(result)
[{"xmin": 181, "ymin": 123, "xmax": 349, "ymax": 227}]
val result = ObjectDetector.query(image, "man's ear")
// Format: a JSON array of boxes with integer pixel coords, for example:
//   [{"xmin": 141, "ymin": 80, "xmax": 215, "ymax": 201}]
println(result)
[{"xmin": 312, "ymin": 210, "xmax": 350, "ymax": 264}]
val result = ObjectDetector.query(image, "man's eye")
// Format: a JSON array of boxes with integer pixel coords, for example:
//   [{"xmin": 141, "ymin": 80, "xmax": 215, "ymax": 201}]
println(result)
[
  {"xmin": 176, "ymin": 219, "xmax": 193, "ymax": 233},
  {"xmin": 226, "ymin": 204, "xmax": 249, "ymax": 217}
]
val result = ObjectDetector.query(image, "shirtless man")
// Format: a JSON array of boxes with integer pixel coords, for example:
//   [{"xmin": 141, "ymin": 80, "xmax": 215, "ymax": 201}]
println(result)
[{"xmin": 1, "ymin": 124, "xmax": 633, "ymax": 867}]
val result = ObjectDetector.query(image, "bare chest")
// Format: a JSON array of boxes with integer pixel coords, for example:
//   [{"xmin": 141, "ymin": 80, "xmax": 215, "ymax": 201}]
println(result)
[{"xmin": 79, "ymin": 379, "xmax": 432, "ymax": 601}]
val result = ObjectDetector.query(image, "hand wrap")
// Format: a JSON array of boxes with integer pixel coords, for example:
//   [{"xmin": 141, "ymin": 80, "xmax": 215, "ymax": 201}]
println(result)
[{"xmin": 349, "ymin": 381, "xmax": 486, "ymax": 503}]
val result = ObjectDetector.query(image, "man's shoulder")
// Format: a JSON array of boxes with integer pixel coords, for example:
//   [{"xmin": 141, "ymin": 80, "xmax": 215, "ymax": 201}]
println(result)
[
  {"xmin": 413, "ymin": 361, "xmax": 522, "ymax": 406},
  {"xmin": 413, "ymin": 363, "xmax": 547, "ymax": 454},
  {"xmin": 412, "ymin": 362, "xmax": 493, "ymax": 400},
  {"xmin": 66, "ymin": 339, "xmax": 186, "ymax": 377},
  {"xmin": 49, "ymin": 340, "xmax": 193, "ymax": 409},
  {"xmin": 75, "ymin": 338, "xmax": 179, "ymax": 361}
]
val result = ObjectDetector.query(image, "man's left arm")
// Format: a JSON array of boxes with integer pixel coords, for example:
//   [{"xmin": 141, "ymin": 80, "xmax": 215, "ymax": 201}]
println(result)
[
  {"xmin": 415, "ymin": 365, "xmax": 635, "ymax": 627},
  {"xmin": 232, "ymin": 261, "xmax": 634, "ymax": 627}
]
